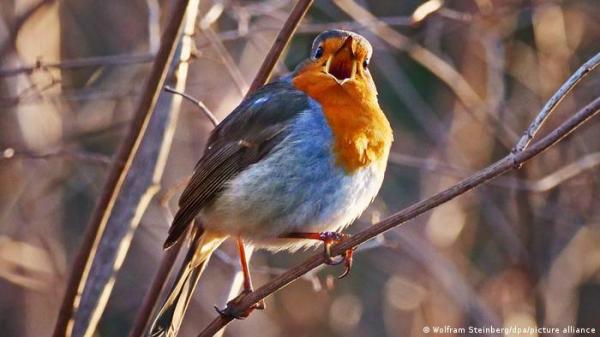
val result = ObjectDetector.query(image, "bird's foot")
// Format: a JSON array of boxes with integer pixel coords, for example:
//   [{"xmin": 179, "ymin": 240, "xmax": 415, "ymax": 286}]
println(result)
[
  {"xmin": 215, "ymin": 289, "xmax": 265, "ymax": 320},
  {"xmin": 319, "ymin": 232, "xmax": 355, "ymax": 279}
]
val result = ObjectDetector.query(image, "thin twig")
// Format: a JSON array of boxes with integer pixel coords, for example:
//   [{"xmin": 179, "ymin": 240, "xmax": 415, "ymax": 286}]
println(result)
[
  {"xmin": 202, "ymin": 26, "xmax": 249, "ymax": 96},
  {"xmin": 1, "ymin": 148, "xmax": 112, "ymax": 166},
  {"xmin": 437, "ymin": 8, "xmax": 473, "ymax": 22},
  {"xmin": 245, "ymin": 0, "xmax": 314, "ymax": 96},
  {"xmin": 0, "ymin": 53, "xmax": 155, "ymax": 77},
  {"xmin": 513, "ymin": 52, "xmax": 600, "ymax": 153},
  {"xmin": 0, "ymin": 87, "xmax": 144, "ymax": 108},
  {"xmin": 52, "ymin": 1, "xmax": 192, "ymax": 336},
  {"xmin": 164, "ymin": 86, "xmax": 219, "ymax": 127},
  {"xmin": 196, "ymin": 97, "xmax": 600, "ymax": 337}
]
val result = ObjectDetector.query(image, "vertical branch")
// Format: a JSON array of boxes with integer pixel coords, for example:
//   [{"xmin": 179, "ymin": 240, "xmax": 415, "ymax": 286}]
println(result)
[
  {"xmin": 52, "ymin": 1, "xmax": 192, "ymax": 336},
  {"xmin": 125, "ymin": 1, "xmax": 203, "ymax": 335},
  {"xmin": 245, "ymin": 0, "xmax": 314, "ymax": 96}
]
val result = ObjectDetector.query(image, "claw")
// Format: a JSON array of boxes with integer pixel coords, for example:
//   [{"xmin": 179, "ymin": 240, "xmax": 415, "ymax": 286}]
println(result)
[
  {"xmin": 337, "ymin": 248, "xmax": 354, "ymax": 279},
  {"xmin": 323, "ymin": 241, "xmax": 345, "ymax": 265},
  {"xmin": 280, "ymin": 231, "xmax": 356, "ymax": 277},
  {"xmin": 215, "ymin": 289, "xmax": 265, "ymax": 320},
  {"xmin": 215, "ymin": 305, "xmax": 248, "ymax": 320},
  {"xmin": 319, "ymin": 232, "xmax": 355, "ymax": 277}
]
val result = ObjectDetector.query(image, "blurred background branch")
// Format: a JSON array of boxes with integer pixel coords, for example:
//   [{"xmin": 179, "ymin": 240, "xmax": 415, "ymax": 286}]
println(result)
[
  {"xmin": 0, "ymin": 0, "xmax": 56, "ymax": 58},
  {"xmin": 0, "ymin": 53, "xmax": 155, "ymax": 78},
  {"xmin": 52, "ymin": 1, "xmax": 193, "ymax": 336}
]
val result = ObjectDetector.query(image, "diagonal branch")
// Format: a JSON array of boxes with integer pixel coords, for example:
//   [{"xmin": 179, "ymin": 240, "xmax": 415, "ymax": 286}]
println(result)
[
  {"xmin": 196, "ymin": 94, "xmax": 600, "ymax": 336},
  {"xmin": 245, "ymin": 0, "xmax": 314, "ymax": 96}
]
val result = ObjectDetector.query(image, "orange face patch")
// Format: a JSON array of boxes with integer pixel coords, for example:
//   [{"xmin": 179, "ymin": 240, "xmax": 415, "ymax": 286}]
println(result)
[{"xmin": 292, "ymin": 70, "xmax": 392, "ymax": 172}]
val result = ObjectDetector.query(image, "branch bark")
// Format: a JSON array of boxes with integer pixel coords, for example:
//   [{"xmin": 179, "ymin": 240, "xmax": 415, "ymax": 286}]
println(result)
[
  {"xmin": 196, "ymin": 95, "xmax": 600, "ymax": 337},
  {"xmin": 51, "ymin": 1, "xmax": 192, "ymax": 336}
]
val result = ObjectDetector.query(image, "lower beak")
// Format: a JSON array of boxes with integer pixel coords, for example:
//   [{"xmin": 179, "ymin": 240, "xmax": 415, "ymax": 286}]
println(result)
[{"xmin": 325, "ymin": 36, "xmax": 357, "ymax": 82}]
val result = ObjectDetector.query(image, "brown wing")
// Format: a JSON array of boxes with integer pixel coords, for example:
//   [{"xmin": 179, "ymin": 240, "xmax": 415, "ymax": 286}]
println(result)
[{"xmin": 163, "ymin": 80, "xmax": 312, "ymax": 248}]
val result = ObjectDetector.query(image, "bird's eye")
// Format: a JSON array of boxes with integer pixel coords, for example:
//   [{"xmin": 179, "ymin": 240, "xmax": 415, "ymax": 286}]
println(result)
[
  {"xmin": 313, "ymin": 46, "xmax": 324, "ymax": 59},
  {"xmin": 363, "ymin": 58, "xmax": 370, "ymax": 69}
]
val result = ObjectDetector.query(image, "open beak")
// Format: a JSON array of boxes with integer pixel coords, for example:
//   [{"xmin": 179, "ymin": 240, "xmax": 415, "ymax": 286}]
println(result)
[{"xmin": 325, "ymin": 36, "xmax": 357, "ymax": 82}]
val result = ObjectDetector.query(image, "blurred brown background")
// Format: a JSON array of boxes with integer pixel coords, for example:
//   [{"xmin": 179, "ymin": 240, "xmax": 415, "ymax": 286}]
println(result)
[{"xmin": 1, "ymin": 0, "xmax": 599, "ymax": 336}]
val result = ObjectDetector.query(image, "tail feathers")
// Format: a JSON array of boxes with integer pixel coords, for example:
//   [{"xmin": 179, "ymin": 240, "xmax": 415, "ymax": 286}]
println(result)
[{"xmin": 149, "ymin": 230, "xmax": 225, "ymax": 337}]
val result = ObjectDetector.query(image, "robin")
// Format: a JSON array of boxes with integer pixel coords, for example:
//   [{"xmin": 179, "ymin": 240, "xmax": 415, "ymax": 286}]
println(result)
[{"xmin": 150, "ymin": 29, "xmax": 393, "ymax": 336}]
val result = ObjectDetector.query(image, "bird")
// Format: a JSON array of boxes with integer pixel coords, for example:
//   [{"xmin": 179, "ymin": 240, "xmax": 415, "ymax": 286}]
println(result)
[{"xmin": 149, "ymin": 29, "xmax": 393, "ymax": 337}]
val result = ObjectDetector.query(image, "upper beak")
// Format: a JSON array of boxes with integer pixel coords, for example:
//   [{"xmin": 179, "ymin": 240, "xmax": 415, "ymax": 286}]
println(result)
[{"xmin": 325, "ymin": 36, "xmax": 357, "ymax": 82}]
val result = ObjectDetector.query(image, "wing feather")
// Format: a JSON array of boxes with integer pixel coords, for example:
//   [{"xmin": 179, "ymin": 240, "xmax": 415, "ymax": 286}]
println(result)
[
  {"xmin": 164, "ymin": 148, "xmax": 243, "ymax": 248},
  {"xmin": 163, "ymin": 79, "xmax": 313, "ymax": 248}
]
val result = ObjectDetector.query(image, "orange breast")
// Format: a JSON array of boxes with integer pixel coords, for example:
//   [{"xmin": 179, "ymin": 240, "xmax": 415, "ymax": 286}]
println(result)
[{"xmin": 292, "ymin": 72, "xmax": 393, "ymax": 172}]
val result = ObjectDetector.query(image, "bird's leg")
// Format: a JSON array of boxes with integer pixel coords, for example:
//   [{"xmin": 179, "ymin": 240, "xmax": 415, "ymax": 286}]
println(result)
[
  {"xmin": 280, "ymin": 231, "xmax": 355, "ymax": 278},
  {"xmin": 215, "ymin": 237, "xmax": 265, "ymax": 319}
]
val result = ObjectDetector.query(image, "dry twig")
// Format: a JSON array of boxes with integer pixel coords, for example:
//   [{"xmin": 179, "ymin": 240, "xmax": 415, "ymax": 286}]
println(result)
[
  {"xmin": 164, "ymin": 86, "xmax": 219, "ymax": 127},
  {"xmin": 202, "ymin": 26, "xmax": 249, "ymax": 96},
  {"xmin": 1, "ymin": 148, "xmax": 112, "ymax": 166},
  {"xmin": 513, "ymin": 52, "xmax": 600, "ymax": 153},
  {"xmin": 0, "ymin": 53, "xmax": 155, "ymax": 77}
]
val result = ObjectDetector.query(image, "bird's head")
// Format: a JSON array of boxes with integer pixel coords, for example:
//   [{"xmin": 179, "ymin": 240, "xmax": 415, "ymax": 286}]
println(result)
[
  {"xmin": 293, "ymin": 30, "xmax": 375, "ymax": 89},
  {"xmin": 291, "ymin": 30, "xmax": 390, "ymax": 172}
]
